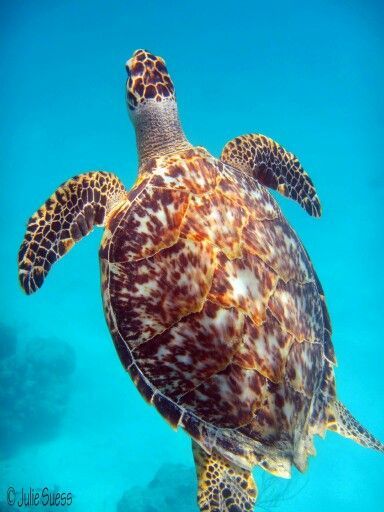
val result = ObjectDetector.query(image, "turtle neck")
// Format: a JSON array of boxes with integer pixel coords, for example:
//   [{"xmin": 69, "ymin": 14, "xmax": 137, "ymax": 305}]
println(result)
[{"xmin": 131, "ymin": 99, "xmax": 192, "ymax": 168}]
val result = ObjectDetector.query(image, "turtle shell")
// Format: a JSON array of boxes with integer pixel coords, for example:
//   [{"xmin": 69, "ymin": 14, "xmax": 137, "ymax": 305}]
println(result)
[{"xmin": 99, "ymin": 147, "xmax": 337, "ymax": 475}]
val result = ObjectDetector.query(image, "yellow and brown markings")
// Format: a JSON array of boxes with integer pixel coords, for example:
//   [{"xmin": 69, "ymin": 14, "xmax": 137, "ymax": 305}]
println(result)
[
  {"xmin": 309, "ymin": 381, "xmax": 337, "ymax": 437},
  {"xmin": 180, "ymin": 191, "xmax": 248, "ymax": 259},
  {"xmin": 180, "ymin": 363, "xmax": 269, "ymax": 428},
  {"xmin": 193, "ymin": 440, "xmax": 257, "ymax": 512},
  {"xmin": 285, "ymin": 340, "xmax": 323, "ymax": 397},
  {"xmin": 148, "ymin": 148, "xmax": 219, "ymax": 193},
  {"xmin": 19, "ymin": 171, "xmax": 127, "ymax": 294},
  {"xmin": 318, "ymin": 357, "xmax": 337, "ymax": 399},
  {"xmin": 234, "ymin": 333, "xmax": 324, "ymax": 459},
  {"xmin": 269, "ymin": 279, "xmax": 324, "ymax": 343},
  {"xmin": 243, "ymin": 215, "xmax": 313, "ymax": 283},
  {"xmin": 239, "ymin": 379, "xmax": 311, "ymax": 449},
  {"xmin": 209, "ymin": 250, "xmax": 279, "ymax": 325},
  {"xmin": 310, "ymin": 262, "xmax": 336, "ymax": 365},
  {"xmin": 323, "ymin": 328, "xmax": 336, "ymax": 365},
  {"xmin": 104, "ymin": 187, "xmax": 190, "ymax": 262},
  {"xmin": 234, "ymin": 313, "xmax": 294, "ymax": 384},
  {"xmin": 126, "ymin": 49, "xmax": 175, "ymax": 110},
  {"xmin": 217, "ymin": 163, "xmax": 278, "ymax": 221},
  {"xmin": 99, "ymin": 175, "xmax": 151, "ymax": 260},
  {"xmin": 106, "ymin": 238, "xmax": 217, "ymax": 347},
  {"xmin": 221, "ymin": 134, "xmax": 322, "ymax": 217},
  {"xmin": 132, "ymin": 301, "xmax": 244, "ymax": 400}
]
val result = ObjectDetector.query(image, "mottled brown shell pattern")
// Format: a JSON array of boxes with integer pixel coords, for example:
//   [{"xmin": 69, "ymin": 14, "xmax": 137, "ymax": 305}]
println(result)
[{"xmin": 100, "ymin": 147, "xmax": 336, "ymax": 475}]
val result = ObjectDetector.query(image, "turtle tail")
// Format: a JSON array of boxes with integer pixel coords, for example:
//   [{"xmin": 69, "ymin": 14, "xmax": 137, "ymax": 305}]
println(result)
[{"xmin": 329, "ymin": 400, "xmax": 384, "ymax": 452}]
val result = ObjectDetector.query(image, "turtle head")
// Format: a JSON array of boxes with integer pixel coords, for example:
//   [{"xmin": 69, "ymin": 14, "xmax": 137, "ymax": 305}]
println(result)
[
  {"xmin": 125, "ymin": 49, "xmax": 190, "ymax": 166},
  {"xmin": 125, "ymin": 49, "xmax": 175, "ymax": 111}
]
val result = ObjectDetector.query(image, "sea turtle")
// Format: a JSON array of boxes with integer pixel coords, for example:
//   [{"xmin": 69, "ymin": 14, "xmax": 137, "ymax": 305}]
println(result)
[{"xmin": 18, "ymin": 49, "xmax": 383, "ymax": 512}]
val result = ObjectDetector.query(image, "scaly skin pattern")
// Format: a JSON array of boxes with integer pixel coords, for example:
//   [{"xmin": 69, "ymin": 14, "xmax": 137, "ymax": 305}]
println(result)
[
  {"xmin": 126, "ymin": 49, "xmax": 175, "ymax": 110},
  {"xmin": 193, "ymin": 440, "xmax": 257, "ymax": 512},
  {"xmin": 99, "ymin": 146, "xmax": 337, "ymax": 475},
  {"xmin": 221, "ymin": 134, "xmax": 321, "ymax": 217},
  {"xmin": 18, "ymin": 172, "xmax": 127, "ymax": 294}
]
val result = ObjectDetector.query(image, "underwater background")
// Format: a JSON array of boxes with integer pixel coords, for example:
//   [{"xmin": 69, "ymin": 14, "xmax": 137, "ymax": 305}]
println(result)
[{"xmin": 1, "ymin": 0, "xmax": 383, "ymax": 510}]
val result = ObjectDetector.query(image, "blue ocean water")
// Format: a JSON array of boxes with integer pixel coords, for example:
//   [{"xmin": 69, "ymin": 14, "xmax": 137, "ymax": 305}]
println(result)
[{"xmin": 1, "ymin": 1, "xmax": 383, "ymax": 510}]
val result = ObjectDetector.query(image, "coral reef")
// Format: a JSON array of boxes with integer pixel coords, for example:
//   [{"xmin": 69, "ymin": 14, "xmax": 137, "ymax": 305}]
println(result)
[
  {"xmin": 0, "ymin": 323, "xmax": 76, "ymax": 458},
  {"xmin": 117, "ymin": 463, "xmax": 197, "ymax": 512}
]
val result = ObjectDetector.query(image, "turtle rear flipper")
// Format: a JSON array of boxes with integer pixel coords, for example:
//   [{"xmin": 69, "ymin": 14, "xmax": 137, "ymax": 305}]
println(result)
[
  {"xmin": 330, "ymin": 400, "xmax": 384, "ymax": 452},
  {"xmin": 192, "ymin": 440, "xmax": 257, "ymax": 512},
  {"xmin": 18, "ymin": 171, "xmax": 127, "ymax": 294}
]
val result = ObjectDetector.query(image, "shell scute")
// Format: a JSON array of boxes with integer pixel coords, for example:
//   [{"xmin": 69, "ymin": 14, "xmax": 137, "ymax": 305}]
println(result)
[
  {"xmin": 132, "ymin": 300, "xmax": 244, "ymax": 401},
  {"xmin": 243, "ymin": 216, "xmax": 313, "ymax": 283},
  {"xmin": 218, "ymin": 164, "xmax": 278, "ymax": 221},
  {"xmin": 106, "ymin": 186, "xmax": 190, "ymax": 262},
  {"xmin": 148, "ymin": 149, "xmax": 219, "ymax": 194},
  {"xmin": 208, "ymin": 250, "xmax": 279, "ymax": 325},
  {"xmin": 285, "ymin": 340, "xmax": 323, "ymax": 397},
  {"xmin": 180, "ymin": 191, "xmax": 249, "ymax": 259},
  {"xmin": 179, "ymin": 363, "xmax": 269, "ymax": 429},
  {"xmin": 239, "ymin": 379, "xmax": 311, "ymax": 452},
  {"xmin": 268, "ymin": 279, "xmax": 323, "ymax": 343},
  {"xmin": 107, "ymin": 238, "xmax": 216, "ymax": 347},
  {"xmin": 234, "ymin": 312, "xmax": 294, "ymax": 384}
]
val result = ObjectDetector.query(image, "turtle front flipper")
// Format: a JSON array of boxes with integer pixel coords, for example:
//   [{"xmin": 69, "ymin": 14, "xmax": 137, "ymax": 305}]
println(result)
[
  {"xmin": 18, "ymin": 171, "xmax": 127, "ymax": 294},
  {"xmin": 221, "ymin": 134, "xmax": 321, "ymax": 217},
  {"xmin": 192, "ymin": 440, "xmax": 257, "ymax": 512}
]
